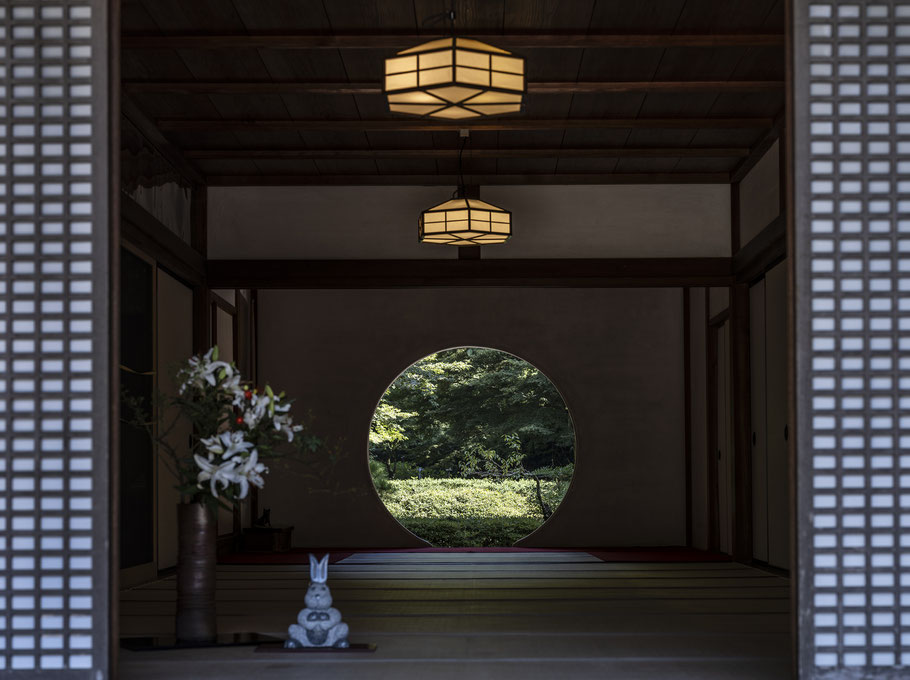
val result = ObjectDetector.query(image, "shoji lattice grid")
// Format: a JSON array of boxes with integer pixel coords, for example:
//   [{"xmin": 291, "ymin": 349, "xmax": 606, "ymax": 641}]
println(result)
[
  {"xmin": 0, "ymin": 0, "xmax": 109, "ymax": 676},
  {"xmin": 797, "ymin": 1, "xmax": 910, "ymax": 676}
]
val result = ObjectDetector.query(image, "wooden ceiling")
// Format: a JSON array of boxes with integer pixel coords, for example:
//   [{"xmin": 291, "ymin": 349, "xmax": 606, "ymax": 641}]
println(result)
[{"xmin": 121, "ymin": 0, "xmax": 784, "ymax": 186}]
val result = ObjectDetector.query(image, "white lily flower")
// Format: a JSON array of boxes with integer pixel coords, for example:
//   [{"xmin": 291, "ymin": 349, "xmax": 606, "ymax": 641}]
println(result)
[
  {"xmin": 179, "ymin": 347, "xmax": 221, "ymax": 395},
  {"xmin": 231, "ymin": 449, "xmax": 268, "ymax": 499},
  {"xmin": 175, "ymin": 346, "xmax": 302, "ymax": 501},
  {"xmin": 194, "ymin": 454, "xmax": 241, "ymax": 498},
  {"xmin": 221, "ymin": 371, "xmax": 242, "ymax": 394},
  {"xmin": 242, "ymin": 392, "xmax": 270, "ymax": 429},
  {"xmin": 272, "ymin": 411, "xmax": 301, "ymax": 442},
  {"xmin": 200, "ymin": 430, "xmax": 253, "ymax": 458},
  {"xmin": 231, "ymin": 386, "xmax": 250, "ymax": 408},
  {"xmin": 203, "ymin": 360, "xmax": 233, "ymax": 387}
]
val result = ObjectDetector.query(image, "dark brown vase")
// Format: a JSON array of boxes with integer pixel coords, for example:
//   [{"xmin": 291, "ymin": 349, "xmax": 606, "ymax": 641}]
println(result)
[{"xmin": 175, "ymin": 502, "xmax": 217, "ymax": 643}]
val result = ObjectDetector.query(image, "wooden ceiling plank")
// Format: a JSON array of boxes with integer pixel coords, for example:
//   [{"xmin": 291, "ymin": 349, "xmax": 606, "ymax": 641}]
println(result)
[
  {"xmin": 121, "ymin": 32, "xmax": 785, "ymax": 50},
  {"xmin": 184, "ymin": 146, "xmax": 749, "ymax": 160},
  {"xmin": 707, "ymin": 91, "xmax": 785, "ymax": 118},
  {"xmin": 122, "ymin": 80, "xmax": 784, "ymax": 94},
  {"xmin": 503, "ymin": 0, "xmax": 596, "ymax": 31},
  {"xmin": 159, "ymin": 117, "xmax": 773, "ymax": 131},
  {"xmin": 635, "ymin": 92, "xmax": 721, "ymax": 118},
  {"xmin": 228, "ymin": 0, "xmax": 333, "ymax": 32},
  {"xmin": 673, "ymin": 0, "xmax": 780, "ymax": 32},
  {"xmin": 203, "ymin": 172, "xmax": 730, "ymax": 186},
  {"xmin": 136, "ymin": 0, "xmax": 247, "ymax": 32},
  {"xmin": 321, "ymin": 0, "xmax": 418, "ymax": 32},
  {"xmin": 587, "ymin": 1, "xmax": 687, "ymax": 32},
  {"xmin": 413, "ymin": 0, "xmax": 505, "ymax": 32}
]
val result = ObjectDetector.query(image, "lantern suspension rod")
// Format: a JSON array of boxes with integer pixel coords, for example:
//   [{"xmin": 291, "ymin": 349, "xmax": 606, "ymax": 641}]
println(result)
[
  {"xmin": 455, "ymin": 129, "xmax": 469, "ymax": 197},
  {"xmin": 421, "ymin": 3, "xmax": 457, "ymax": 32}
]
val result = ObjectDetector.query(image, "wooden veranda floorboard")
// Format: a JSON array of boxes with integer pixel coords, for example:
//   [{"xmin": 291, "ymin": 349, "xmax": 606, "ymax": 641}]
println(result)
[{"xmin": 119, "ymin": 552, "xmax": 791, "ymax": 679}]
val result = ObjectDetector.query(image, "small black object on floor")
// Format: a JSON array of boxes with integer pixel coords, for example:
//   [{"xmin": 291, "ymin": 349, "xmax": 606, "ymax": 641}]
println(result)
[
  {"xmin": 255, "ymin": 642, "xmax": 377, "ymax": 654},
  {"xmin": 121, "ymin": 633, "xmax": 282, "ymax": 651}
]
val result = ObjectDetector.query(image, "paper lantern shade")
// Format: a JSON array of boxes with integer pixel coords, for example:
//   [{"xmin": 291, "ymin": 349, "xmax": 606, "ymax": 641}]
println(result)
[
  {"xmin": 385, "ymin": 38, "xmax": 525, "ymax": 119},
  {"xmin": 418, "ymin": 197, "xmax": 512, "ymax": 245}
]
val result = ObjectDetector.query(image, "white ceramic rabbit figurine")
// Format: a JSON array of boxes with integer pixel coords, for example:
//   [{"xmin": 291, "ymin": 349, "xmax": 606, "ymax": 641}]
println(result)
[{"xmin": 285, "ymin": 554, "xmax": 350, "ymax": 648}]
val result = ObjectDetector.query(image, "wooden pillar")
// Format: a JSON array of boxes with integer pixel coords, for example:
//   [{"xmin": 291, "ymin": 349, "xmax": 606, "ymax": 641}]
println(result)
[
  {"xmin": 191, "ymin": 184, "xmax": 210, "ymax": 353},
  {"xmin": 731, "ymin": 283, "xmax": 753, "ymax": 562},
  {"xmin": 705, "ymin": 290, "xmax": 720, "ymax": 552},
  {"xmin": 683, "ymin": 288, "xmax": 693, "ymax": 547}
]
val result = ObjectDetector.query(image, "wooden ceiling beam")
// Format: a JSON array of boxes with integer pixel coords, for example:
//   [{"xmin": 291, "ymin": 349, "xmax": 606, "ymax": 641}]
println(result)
[
  {"xmin": 204, "ymin": 173, "xmax": 730, "ymax": 186},
  {"xmin": 121, "ymin": 93, "xmax": 205, "ymax": 185},
  {"xmin": 729, "ymin": 113, "xmax": 784, "ymax": 183},
  {"xmin": 206, "ymin": 258, "xmax": 735, "ymax": 290},
  {"xmin": 124, "ymin": 80, "xmax": 783, "ymax": 95},
  {"xmin": 186, "ymin": 147, "xmax": 749, "ymax": 160},
  {"xmin": 122, "ymin": 32, "xmax": 784, "ymax": 50},
  {"xmin": 159, "ymin": 117, "xmax": 773, "ymax": 132}
]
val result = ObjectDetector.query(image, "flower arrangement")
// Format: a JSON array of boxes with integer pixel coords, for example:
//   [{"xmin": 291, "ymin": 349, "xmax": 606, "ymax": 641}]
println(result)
[{"xmin": 151, "ymin": 345, "xmax": 318, "ymax": 508}]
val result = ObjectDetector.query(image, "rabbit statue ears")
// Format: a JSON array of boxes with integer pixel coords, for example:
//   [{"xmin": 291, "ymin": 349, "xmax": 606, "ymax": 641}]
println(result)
[{"xmin": 309, "ymin": 554, "xmax": 329, "ymax": 583}]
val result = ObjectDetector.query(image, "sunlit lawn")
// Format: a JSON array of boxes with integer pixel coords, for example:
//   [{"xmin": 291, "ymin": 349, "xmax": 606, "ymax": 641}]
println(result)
[{"xmin": 378, "ymin": 478, "xmax": 566, "ymax": 547}]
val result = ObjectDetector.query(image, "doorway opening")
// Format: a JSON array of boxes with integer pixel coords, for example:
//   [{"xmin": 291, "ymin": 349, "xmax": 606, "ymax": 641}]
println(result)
[{"xmin": 368, "ymin": 347, "xmax": 576, "ymax": 547}]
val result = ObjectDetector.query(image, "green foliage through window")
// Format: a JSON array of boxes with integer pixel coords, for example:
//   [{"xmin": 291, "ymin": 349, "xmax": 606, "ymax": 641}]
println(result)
[{"xmin": 369, "ymin": 348, "xmax": 576, "ymax": 546}]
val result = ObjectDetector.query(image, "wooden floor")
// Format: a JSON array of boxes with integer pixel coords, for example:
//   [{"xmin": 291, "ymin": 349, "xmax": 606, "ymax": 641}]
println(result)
[{"xmin": 119, "ymin": 552, "xmax": 791, "ymax": 679}]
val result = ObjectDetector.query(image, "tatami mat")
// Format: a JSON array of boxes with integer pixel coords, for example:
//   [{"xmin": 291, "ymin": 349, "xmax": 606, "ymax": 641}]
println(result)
[{"xmin": 119, "ymin": 551, "xmax": 790, "ymax": 679}]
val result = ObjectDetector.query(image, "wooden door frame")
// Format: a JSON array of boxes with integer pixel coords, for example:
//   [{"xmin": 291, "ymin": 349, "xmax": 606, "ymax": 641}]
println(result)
[
  {"xmin": 705, "ymin": 296, "xmax": 728, "ymax": 552},
  {"xmin": 210, "ymin": 292, "xmax": 242, "ymax": 547},
  {"xmin": 117, "ymin": 242, "xmax": 159, "ymax": 588}
]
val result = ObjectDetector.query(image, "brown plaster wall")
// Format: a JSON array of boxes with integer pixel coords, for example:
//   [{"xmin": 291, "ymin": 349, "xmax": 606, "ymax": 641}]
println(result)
[{"xmin": 257, "ymin": 287, "xmax": 686, "ymax": 548}]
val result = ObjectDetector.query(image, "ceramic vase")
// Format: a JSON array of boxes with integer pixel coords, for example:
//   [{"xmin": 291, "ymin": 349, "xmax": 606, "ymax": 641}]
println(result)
[{"xmin": 175, "ymin": 502, "xmax": 216, "ymax": 643}]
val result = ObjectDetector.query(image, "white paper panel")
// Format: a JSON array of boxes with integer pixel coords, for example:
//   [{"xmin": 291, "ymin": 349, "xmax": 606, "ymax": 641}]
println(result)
[
  {"xmin": 797, "ymin": 1, "xmax": 910, "ymax": 674},
  {"xmin": 0, "ymin": 1, "xmax": 110, "ymax": 675}
]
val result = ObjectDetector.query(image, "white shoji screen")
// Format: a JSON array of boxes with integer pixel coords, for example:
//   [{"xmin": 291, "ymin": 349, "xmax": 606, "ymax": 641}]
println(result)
[
  {"xmin": 1, "ymin": 0, "xmax": 110, "ymax": 676},
  {"xmin": 796, "ymin": 0, "xmax": 910, "ymax": 676}
]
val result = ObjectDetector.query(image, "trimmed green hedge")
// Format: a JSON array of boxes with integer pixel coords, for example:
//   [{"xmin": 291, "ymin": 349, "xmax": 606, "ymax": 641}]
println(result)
[
  {"xmin": 379, "ymin": 478, "xmax": 566, "ymax": 547},
  {"xmin": 397, "ymin": 516, "xmax": 542, "ymax": 547}
]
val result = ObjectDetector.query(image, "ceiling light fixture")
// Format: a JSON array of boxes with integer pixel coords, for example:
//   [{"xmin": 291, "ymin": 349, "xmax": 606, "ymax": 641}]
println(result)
[
  {"xmin": 418, "ymin": 131, "xmax": 512, "ymax": 246},
  {"xmin": 384, "ymin": 10, "xmax": 525, "ymax": 120}
]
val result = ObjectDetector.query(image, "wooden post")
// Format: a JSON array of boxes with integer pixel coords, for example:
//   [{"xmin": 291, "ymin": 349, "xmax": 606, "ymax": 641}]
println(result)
[{"xmin": 731, "ymin": 283, "xmax": 753, "ymax": 562}]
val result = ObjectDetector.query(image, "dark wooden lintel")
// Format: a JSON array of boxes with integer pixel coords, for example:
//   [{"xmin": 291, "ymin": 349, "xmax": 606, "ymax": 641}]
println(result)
[
  {"xmin": 733, "ymin": 215, "xmax": 786, "ymax": 284},
  {"xmin": 121, "ymin": 195, "xmax": 205, "ymax": 286},
  {"xmin": 186, "ymin": 147, "xmax": 749, "ymax": 161},
  {"xmin": 122, "ymin": 32, "xmax": 785, "ymax": 50},
  {"xmin": 159, "ymin": 117, "xmax": 773, "ymax": 133},
  {"xmin": 206, "ymin": 258, "xmax": 734, "ymax": 290},
  {"xmin": 203, "ymin": 172, "xmax": 730, "ymax": 186},
  {"xmin": 124, "ymin": 80, "xmax": 783, "ymax": 95}
]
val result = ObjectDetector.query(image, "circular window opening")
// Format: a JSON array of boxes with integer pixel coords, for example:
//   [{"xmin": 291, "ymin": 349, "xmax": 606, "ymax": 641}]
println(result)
[{"xmin": 369, "ymin": 347, "xmax": 576, "ymax": 547}]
